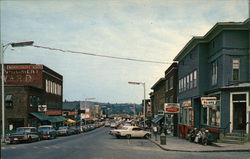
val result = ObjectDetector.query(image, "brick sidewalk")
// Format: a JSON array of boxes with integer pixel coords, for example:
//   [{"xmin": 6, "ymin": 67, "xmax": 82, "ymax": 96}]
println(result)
[{"xmin": 149, "ymin": 134, "xmax": 250, "ymax": 152}]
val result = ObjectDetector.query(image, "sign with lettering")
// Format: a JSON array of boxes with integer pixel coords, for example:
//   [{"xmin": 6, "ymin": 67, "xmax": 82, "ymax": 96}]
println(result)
[
  {"xmin": 201, "ymin": 97, "xmax": 217, "ymax": 106},
  {"xmin": 7, "ymin": 65, "xmax": 43, "ymax": 70},
  {"xmin": 164, "ymin": 103, "xmax": 180, "ymax": 113},
  {"xmin": 5, "ymin": 65, "xmax": 43, "ymax": 86},
  {"xmin": 182, "ymin": 100, "xmax": 191, "ymax": 107}
]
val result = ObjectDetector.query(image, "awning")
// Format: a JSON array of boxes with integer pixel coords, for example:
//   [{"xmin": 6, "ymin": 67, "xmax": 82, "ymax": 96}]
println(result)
[
  {"xmin": 48, "ymin": 116, "xmax": 66, "ymax": 123},
  {"xmin": 65, "ymin": 118, "xmax": 76, "ymax": 124},
  {"xmin": 151, "ymin": 115, "xmax": 164, "ymax": 123},
  {"xmin": 30, "ymin": 112, "xmax": 66, "ymax": 123},
  {"xmin": 30, "ymin": 112, "xmax": 50, "ymax": 121}
]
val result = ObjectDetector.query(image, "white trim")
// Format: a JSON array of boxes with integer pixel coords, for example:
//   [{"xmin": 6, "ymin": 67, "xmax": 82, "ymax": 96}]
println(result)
[{"xmin": 230, "ymin": 92, "xmax": 249, "ymax": 133}]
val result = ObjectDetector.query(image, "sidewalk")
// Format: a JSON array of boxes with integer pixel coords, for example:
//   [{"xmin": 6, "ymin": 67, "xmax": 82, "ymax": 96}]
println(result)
[{"xmin": 149, "ymin": 135, "xmax": 250, "ymax": 152}]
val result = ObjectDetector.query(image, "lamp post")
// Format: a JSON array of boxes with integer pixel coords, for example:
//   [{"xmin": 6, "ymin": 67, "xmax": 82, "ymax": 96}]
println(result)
[
  {"xmin": 1, "ymin": 41, "xmax": 34, "ymax": 143},
  {"xmin": 84, "ymin": 98, "xmax": 95, "ymax": 126},
  {"xmin": 128, "ymin": 81, "xmax": 146, "ymax": 127}
]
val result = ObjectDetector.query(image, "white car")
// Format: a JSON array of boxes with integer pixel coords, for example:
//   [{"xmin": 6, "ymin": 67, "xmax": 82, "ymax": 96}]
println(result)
[
  {"xmin": 114, "ymin": 126, "xmax": 151, "ymax": 139},
  {"xmin": 109, "ymin": 125, "xmax": 133, "ymax": 135}
]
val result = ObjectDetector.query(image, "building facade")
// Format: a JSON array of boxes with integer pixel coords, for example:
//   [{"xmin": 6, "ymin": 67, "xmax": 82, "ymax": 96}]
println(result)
[
  {"xmin": 0, "ymin": 64, "xmax": 63, "ymax": 130},
  {"xmin": 164, "ymin": 62, "xmax": 178, "ymax": 136},
  {"xmin": 174, "ymin": 19, "xmax": 250, "ymax": 140},
  {"xmin": 151, "ymin": 78, "xmax": 166, "ymax": 117}
]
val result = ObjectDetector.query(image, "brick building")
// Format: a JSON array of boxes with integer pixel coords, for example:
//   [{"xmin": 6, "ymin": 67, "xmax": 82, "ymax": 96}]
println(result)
[{"xmin": 0, "ymin": 63, "xmax": 63, "ymax": 130}]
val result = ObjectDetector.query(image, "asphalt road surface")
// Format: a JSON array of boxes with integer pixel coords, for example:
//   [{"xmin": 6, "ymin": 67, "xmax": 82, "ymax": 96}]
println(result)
[{"xmin": 1, "ymin": 127, "xmax": 250, "ymax": 159}]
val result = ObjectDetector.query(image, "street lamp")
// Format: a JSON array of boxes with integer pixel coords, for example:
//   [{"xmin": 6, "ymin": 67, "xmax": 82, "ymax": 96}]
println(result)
[
  {"xmin": 1, "ymin": 41, "xmax": 34, "ymax": 143},
  {"xmin": 84, "ymin": 98, "xmax": 95, "ymax": 126},
  {"xmin": 128, "ymin": 81, "xmax": 146, "ymax": 127}
]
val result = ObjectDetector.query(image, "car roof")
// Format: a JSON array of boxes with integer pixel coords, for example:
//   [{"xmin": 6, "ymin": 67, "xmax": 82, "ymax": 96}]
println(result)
[
  {"xmin": 38, "ymin": 125, "xmax": 53, "ymax": 127},
  {"xmin": 17, "ymin": 127, "xmax": 36, "ymax": 129}
]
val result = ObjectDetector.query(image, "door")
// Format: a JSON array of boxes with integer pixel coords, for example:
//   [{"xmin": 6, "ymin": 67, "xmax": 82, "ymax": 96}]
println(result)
[{"xmin": 233, "ymin": 102, "xmax": 246, "ymax": 130}]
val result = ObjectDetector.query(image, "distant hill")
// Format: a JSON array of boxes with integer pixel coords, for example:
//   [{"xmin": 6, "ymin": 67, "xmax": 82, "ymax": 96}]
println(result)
[{"xmin": 63, "ymin": 100, "xmax": 142, "ymax": 116}]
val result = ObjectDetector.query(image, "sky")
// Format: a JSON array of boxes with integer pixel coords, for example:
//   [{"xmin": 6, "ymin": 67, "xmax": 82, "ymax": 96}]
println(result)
[{"xmin": 0, "ymin": 0, "xmax": 249, "ymax": 104}]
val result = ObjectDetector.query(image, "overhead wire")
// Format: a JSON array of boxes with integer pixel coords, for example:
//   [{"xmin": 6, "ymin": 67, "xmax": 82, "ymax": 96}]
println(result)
[{"xmin": 32, "ymin": 45, "xmax": 171, "ymax": 65}]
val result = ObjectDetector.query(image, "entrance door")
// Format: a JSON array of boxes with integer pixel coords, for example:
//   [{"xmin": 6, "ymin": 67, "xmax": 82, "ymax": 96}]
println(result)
[{"xmin": 233, "ymin": 102, "xmax": 246, "ymax": 130}]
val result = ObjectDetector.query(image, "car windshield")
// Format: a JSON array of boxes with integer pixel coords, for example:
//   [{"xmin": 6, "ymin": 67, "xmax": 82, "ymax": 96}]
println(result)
[
  {"xmin": 121, "ymin": 127, "xmax": 128, "ymax": 130},
  {"xmin": 16, "ymin": 128, "xmax": 31, "ymax": 133},
  {"xmin": 59, "ymin": 127, "xmax": 67, "ymax": 130},
  {"xmin": 38, "ymin": 127, "xmax": 50, "ymax": 130}
]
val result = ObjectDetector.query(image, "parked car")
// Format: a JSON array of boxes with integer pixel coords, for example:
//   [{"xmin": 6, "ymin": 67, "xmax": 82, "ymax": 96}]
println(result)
[
  {"xmin": 114, "ymin": 126, "xmax": 151, "ymax": 139},
  {"xmin": 38, "ymin": 125, "xmax": 57, "ymax": 139},
  {"xmin": 8, "ymin": 127, "xmax": 42, "ymax": 144},
  {"xmin": 69, "ymin": 126, "xmax": 81, "ymax": 134},
  {"xmin": 110, "ymin": 122, "xmax": 117, "ymax": 128},
  {"xmin": 105, "ymin": 121, "xmax": 110, "ymax": 127},
  {"xmin": 57, "ymin": 126, "xmax": 71, "ymax": 136}
]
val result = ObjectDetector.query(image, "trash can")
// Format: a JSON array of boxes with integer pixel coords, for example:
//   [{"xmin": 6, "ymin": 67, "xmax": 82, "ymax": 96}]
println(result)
[{"xmin": 160, "ymin": 133, "xmax": 166, "ymax": 145}]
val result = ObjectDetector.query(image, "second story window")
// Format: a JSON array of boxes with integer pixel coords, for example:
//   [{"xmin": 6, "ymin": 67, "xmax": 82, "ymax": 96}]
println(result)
[
  {"xmin": 5, "ymin": 94, "xmax": 14, "ymax": 108},
  {"xmin": 232, "ymin": 59, "xmax": 240, "ymax": 81},
  {"xmin": 212, "ymin": 61, "xmax": 217, "ymax": 85},
  {"xmin": 166, "ymin": 79, "xmax": 169, "ymax": 91},
  {"xmin": 193, "ymin": 70, "xmax": 197, "ymax": 88},
  {"xmin": 183, "ymin": 76, "xmax": 186, "ymax": 91},
  {"xmin": 186, "ymin": 75, "xmax": 190, "ymax": 90},
  {"xmin": 169, "ymin": 76, "xmax": 173, "ymax": 90},
  {"xmin": 190, "ymin": 72, "xmax": 193, "ymax": 89}
]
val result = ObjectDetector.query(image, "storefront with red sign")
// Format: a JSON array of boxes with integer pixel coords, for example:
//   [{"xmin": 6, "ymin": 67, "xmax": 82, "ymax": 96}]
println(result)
[{"xmin": 178, "ymin": 99, "xmax": 194, "ymax": 139}]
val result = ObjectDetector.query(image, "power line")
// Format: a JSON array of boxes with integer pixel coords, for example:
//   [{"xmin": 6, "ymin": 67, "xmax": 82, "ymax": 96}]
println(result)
[{"xmin": 32, "ymin": 45, "xmax": 171, "ymax": 64}]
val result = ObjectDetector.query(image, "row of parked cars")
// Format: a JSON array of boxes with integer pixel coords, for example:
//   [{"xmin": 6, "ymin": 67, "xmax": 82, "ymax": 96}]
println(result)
[{"xmin": 7, "ymin": 123, "xmax": 104, "ymax": 144}]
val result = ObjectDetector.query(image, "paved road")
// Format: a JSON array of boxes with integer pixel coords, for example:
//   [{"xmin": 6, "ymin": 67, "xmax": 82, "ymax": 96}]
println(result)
[{"xmin": 1, "ymin": 127, "xmax": 250, "ymax": 159}]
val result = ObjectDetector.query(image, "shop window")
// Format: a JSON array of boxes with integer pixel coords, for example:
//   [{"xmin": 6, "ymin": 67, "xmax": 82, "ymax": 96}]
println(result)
[
  {"xmin": 180, "ymin": 107, "xmax": 193, "ymax": 126},
  {"xmin": 201, "ymin": 95, "xmax": 221, "ymax": 127},
  {"xmin": 232, "ymin": 59, "xmax": 240, "ymax": 81},
  {"xmin": 5, "ymin": 94, "xmax": 13, "ymax": 108}
]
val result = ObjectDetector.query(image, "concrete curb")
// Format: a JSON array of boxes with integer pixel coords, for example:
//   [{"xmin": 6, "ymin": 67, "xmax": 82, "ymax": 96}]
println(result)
[{"xmin": 148, "ymin": 138, "xmax": 250, "ymax": 153}]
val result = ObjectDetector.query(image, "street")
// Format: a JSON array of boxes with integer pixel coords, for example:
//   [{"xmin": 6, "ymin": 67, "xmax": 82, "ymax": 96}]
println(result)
[{"xmin": 1, "ymin": 127, "xmax": 250, "ymax": 159}]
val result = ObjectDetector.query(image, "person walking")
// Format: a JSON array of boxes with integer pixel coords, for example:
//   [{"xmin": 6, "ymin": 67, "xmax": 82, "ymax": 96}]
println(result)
[{"xmin": 152, "ymin": 125, "xmax": 158, "ymax": 141}]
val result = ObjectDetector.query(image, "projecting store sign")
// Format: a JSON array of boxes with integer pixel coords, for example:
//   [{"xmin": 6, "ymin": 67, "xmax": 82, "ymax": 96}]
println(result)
[
  {"xmin": 201, "ymin": 97, "xmax": 217, "ymax": 106},
  {"xmin": 164, "ymin": 103, "xmax": 180, "ymax": 113}
]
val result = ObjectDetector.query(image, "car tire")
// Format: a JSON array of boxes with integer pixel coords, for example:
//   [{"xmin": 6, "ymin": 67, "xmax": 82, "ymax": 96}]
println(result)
[
  {"xmin": 28, "ymin": 137, "xmax": 32, "ymax": 143},
  {"xmin": 144, "ymin": 134, "xmax": 150, "ymax": 139},
  {"xmin": 126, "ymin": 134, "xmax": 131, "ymax": 139}
]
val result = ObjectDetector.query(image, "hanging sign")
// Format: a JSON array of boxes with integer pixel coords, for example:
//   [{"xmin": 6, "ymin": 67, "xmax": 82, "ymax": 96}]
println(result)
[
  {"xmin": 164, "ymin": 103, "xmax": 180, "ymax": 113},
  {"xmin": 201, "ymin": 97, "xmax": 217, "ymax": 106}
]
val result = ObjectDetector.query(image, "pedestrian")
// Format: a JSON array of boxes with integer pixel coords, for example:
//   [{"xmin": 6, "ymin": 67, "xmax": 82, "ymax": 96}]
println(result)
[
  {"xmin": 201, "ymin": 129, "xmax": 209, "ymax": 145},
  {"xmin": 152, "ymin": 125, "xmax": 158, "ymax": 141},
  {"xmin": 194, "ymin": 130, "xmax": 201, "ymax": 143}
]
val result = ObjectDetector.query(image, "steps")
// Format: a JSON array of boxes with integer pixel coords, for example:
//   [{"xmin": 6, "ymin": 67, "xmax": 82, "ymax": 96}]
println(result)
[{"xmin": 218, "ymin": 131, "xmax": 248, "ymax": 144}]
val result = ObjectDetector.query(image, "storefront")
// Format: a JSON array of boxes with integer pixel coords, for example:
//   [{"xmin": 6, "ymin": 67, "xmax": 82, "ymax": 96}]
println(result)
[
  {"xmin": 178, "ymin": 99, "xmax": 194, "ymax": 139},
  {"xmin": 201, "ymin": 90, "xmax": 250, "ymax": 141}
]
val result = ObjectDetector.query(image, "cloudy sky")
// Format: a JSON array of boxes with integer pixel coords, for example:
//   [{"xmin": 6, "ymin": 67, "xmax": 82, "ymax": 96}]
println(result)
[{"xmin": 1, "ymin": 0, "xmax": 248, "ymax": 103}]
